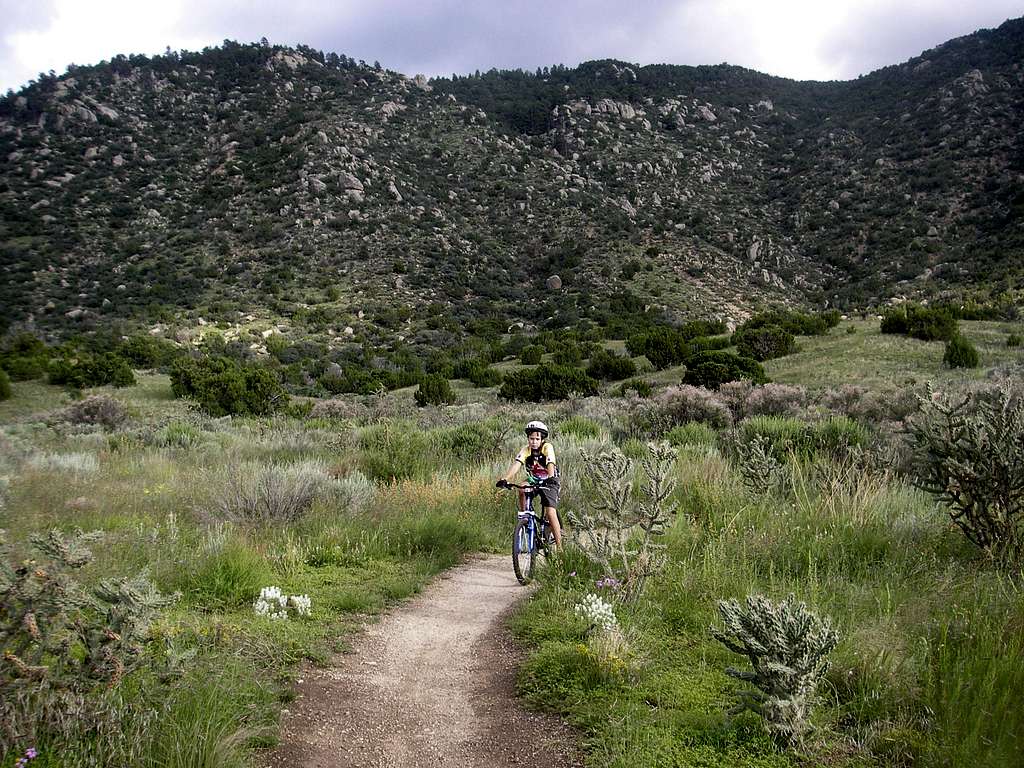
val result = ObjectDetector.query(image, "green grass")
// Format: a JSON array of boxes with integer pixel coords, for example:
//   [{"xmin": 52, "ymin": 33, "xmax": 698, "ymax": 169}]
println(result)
[
  {"xmin": 765, "ymin": 319, "xmax": 1024, "ymax": 390},
  {"xmin": 5, "ymin": 365, "xmax": 1024, "ymax": 767},
  {"xmin": 0, "ymin": 384, "xmax": 510, "ymax": 767},
  {"xmin": 511, "ymin": 444, "xmax": 1024, "ymax": 767}
]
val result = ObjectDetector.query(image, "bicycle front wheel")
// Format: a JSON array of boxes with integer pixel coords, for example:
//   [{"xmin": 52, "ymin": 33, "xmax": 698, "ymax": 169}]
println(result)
[{"xmin": 512, "ymin": 517, "xmax": 536, "ymax": 585}]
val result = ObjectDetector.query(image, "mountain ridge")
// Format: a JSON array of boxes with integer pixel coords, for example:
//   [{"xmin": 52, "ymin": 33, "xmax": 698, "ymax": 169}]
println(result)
[{"xmin": 1, "ymin": 19, "xmax": 1022, "ymax": 351}]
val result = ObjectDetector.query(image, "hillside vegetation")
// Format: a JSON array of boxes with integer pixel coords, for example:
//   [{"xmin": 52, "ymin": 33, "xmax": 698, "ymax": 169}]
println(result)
[{"xmin": 2, "ymin": 19, "xmax": 1023, "ymax": 354}]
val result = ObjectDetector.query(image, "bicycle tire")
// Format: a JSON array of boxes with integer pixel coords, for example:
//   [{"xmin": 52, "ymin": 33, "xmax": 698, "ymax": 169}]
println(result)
[{"xmin": 512, "ymin": 517, "xmax": 537, "ymax": 585}]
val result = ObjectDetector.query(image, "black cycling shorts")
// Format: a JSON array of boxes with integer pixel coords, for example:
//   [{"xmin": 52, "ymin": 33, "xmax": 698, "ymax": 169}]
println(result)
[{"xmin": 529, "ymin": 479, "xmax": 560, "ymax": 509}]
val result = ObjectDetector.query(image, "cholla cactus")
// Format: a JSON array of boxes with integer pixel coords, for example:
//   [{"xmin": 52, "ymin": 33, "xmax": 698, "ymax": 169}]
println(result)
[
  {"xmin": 570, "ymin": 442, "xmax": 678, "ymax": 602},
  {"xmin": 1, "ymin": 528, "xmax": 175, "ymax": 753},
  {"xmin": 574, "ymin": 593, "xmax": 619, "ymax": 634},
  {"xmin": 711, "ymin": 593, "xmax": 839, "ymax": 748},
  {"xmin": 735, "ymin": 433, "xmax": 786, "ymax": 495},
  {"xmin": 908, "ymin": 386, "xmax": 1024, "ymax": 564}
]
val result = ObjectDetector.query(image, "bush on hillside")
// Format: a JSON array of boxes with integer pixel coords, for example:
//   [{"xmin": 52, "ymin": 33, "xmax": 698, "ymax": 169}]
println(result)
[
  {"xmin": 170, "ymin": 356, "xmax": 287, "ymax": 416},
  {"xmin": 1007, "ymin": 333, "xmax": 1022, "ymax": 348},
  {"xmin": 880, "ymin": 305, "xmax": 958, "ymax": 342},
  {"xmin": 682, "ymin": 351, "xmax": 767, "ymax": 390},
  {"xmin": 452, "ymin": 358, "xmax": 503, "ymax": 387},
  {"xmin": 0, "ymin": 332, "xmax": 50, "ymax": 381},
  {"xmin": 0, "ymin": 369, "xmax": 9, "ymax": 401},
  {"xmin": 60, "ymin": 394, "xmax": 129, "ymax": 430},
  {"xmin": 586, "ymin": 349, "xmax": 637, "ymax": 381},
  {"xmin": 551, "ymin": 342, "xmax": 583, "ymax": 367},
  {"xmin": 943, "ymin": 335, "xmax": 980, "ymax": 369},
  {"xmin": 617, "ymin": 378, "xmax": 652, "ymax": 398},
  {"xmin": 48, "ymin": 350, "xmax": 135, "ymax": 389},
  {"xmin": 625, "ymin": 326, "xmax": 688, "ymax": 370},
  {"xmin": 414, "ymin": 373, "xmax": 457, "ymax": 407},
  {"xmin": 498, "ymin": 365, "xmax": 599, "ymax": 402},
  {"xmin": 732, "ymin": 325, "xmax": 797, "ymax": 361},
  {"xmin": 117, "ymin": 335, "xmax": 181, "ymax": 368},
  {"xmin": 740, "ymin": 309, "xmax": 834, "ymax": 337},
  {"xmin": 519, "ymin": 345, "xmax": 544, "ymax": 365}
]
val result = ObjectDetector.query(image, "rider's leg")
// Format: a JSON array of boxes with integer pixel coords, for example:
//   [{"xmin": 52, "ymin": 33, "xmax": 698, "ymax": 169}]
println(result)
[
  {"xmin": 544, "ymin": 506, "xmax": 562, "ymax": 549},
  {"xmin": 517, "ymin": 487, "xmax": 526, "ymax": 512}
]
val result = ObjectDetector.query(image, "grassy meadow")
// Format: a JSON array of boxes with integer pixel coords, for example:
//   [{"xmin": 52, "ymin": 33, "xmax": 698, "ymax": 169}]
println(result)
[{"xmin": 1, "ymin": 318, "xmax": 1023, "ymax": 767}]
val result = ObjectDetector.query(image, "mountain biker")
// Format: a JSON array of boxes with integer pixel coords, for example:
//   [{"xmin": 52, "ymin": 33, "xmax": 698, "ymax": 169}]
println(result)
[{"xmin": 496, "ymin": 420, "xmax": 562, "ymax": 549}]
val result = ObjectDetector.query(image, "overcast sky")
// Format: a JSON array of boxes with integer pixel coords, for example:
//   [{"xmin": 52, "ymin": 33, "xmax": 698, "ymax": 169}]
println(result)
[{"xmin": 1, "ymin": 0, "xmax": 1021, "ymax": 94}]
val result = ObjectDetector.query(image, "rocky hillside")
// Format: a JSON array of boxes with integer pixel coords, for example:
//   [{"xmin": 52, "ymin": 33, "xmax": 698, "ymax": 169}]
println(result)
[{"xmin": 1, "ymin": 19, "xmax": 1022, "ymax": 348}]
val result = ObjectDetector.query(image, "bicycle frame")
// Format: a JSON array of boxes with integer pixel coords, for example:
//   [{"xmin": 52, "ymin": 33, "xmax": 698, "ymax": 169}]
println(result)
[{"xmin": 505, "ymin": 483, "xmax": 550, "ymax": 585}]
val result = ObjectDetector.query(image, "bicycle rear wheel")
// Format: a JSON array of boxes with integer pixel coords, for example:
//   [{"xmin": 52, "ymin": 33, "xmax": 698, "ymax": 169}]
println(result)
[{"xmin": 512, "ymin": 517, "xmax": 536, "ymax": 585}]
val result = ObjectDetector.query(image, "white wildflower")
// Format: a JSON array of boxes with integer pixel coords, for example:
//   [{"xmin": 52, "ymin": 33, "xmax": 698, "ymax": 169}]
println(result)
[
  {"xmin": 254, "ymin": 586, "xmax": 312, "ymax": 620},
  {"xmin": 290, "ymin": 594, "xmax": 312, "ymax": 616},
  {"xmin": 574, "ymin": 593, "xmax": 619, "ymax": 633}
]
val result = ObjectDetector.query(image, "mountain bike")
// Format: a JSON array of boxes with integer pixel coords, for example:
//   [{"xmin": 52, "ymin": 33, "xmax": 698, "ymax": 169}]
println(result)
[{"xmin": 499, "ymin": 482, "xmax": 557, "ymax": 585}]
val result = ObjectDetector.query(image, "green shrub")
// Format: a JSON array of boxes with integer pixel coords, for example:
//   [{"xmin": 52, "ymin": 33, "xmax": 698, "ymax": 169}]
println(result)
[
  {"xmin": 0, "ymin": 368, "xmax": 10, "ymax": 401},
  {"xmin": 881, "ymin": 305, "xmax": 958, "ymax": 342},
  {"xmin": 943, "ymin": 336, "xmax": 980, "ymax": 368},
  {"xmin": 357, "ymin": 422, "xmax": 436, "ymax": 481},
  {"xmin": 452, "ymin": 358, "xmax": 503, "ymax": 387},
  {"xmin": 1006, "ymin": 333, "xmax": 1021, "ymax": 348},
  {"xmin": 617, "ymin": 378, "xmax": 652, "ymax": 398},
  {"xmin": 0, "ymin": 332, "xmax": 50, "ymax": 381},
  {"xmin": 682, "ymin": 351, "xmax": 767, "ymax": 390},
  {"xmin": 519, "ymin": 345, "xmax": 544, "ymax": 365},
  {"xmin": 665, "ymin": 422, "xmax": 717, "ymax": 448},
  {"xmin": 431, "ymin": 419, "xmax": 507, "ymax": 463},
  {"xmin": 626, "ymin": 326, "xmax": 688, "ymax": 369},
  {"xmin": 740, "ymin": 309, "xmax": 831, "ymax": 336},
  {"xmin": 415, "ymin": 373, "xmax": 457, "ymax": 407},
  {"xmin": 170, "ymin": 356, "xmax": 286, "ymax": 416},
  {"xmin": 732, "ymin": 325, "xmax": 797, "ymax": 361},
  {"xmin": 117, "ymin": 335, "xmax": 181, "ymax": 368},
  {"xmin": 559, "ymin": 415, "xmax": 601, "ymax": 439},
  {"xmin": 551, "ymin": 342, "xmax": 583, "ymax": 367},
  {"xmin": 48, "ymin": 350, "xmax": 135, "ymax": 389},
  {"xmin": 586, "ymin": 349, "xmax": 637, "ymax": 381},
  {"xmin": 498, "ymin": 365, "xmax": 599, "ymax": 402}
]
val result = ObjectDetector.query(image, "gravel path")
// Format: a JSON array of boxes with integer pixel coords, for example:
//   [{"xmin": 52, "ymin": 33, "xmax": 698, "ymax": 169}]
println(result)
[{"xmin": 262, "ymin": 554, "xmax": 583, "ymax": 768}]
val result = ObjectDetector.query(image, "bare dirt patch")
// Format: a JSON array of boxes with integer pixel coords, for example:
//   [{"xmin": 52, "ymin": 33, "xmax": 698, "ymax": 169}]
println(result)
[{"xmin": 262, "ymin": 554, "xmax": 583, "ymax": 767}]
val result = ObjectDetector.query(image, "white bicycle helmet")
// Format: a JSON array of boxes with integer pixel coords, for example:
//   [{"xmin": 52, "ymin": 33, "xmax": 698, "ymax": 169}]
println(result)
[{"xmin": 524, "ymin": 420, "xmax": 549, "ymax": 438}]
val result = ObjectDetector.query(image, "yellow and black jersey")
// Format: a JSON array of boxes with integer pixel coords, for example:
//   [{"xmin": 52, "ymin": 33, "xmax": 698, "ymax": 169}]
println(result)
[{"xmin": 513, "ymin": 441, "xmax": 557, "ymax": 482}]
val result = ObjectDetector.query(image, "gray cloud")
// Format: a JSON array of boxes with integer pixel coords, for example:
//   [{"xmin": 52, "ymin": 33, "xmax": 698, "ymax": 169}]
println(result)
[
  {"xmin": 815, "ymin": 1, "xmax": 1024, "ymax": 80},
  {"xmin": 1, "ymin": 1, "xmax": 1021, "ymax": 93}
]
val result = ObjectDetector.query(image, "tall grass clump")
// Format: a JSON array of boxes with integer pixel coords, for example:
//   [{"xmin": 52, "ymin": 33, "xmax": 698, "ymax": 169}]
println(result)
[
  {"xmin": 559, "ymin": 415, "xmax": 602, "ymax": 439},
  {"xmin": 211, "ymin": 459, "xmax": 331, "ymax": 525},
  {"xmin": 26, "ymin": 452, "xmax": 99, "ymax": 474},
  {"xmin": 166, "ymin": 531, "xmax": 273, "ymax": 610},
  {"xmin": 140, "ymin": 660, "xmax": 264, "ymax": 768}
]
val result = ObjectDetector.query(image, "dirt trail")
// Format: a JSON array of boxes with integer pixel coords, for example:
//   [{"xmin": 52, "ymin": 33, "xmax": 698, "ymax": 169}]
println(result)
[{"xmin": 262, "ymin": 554, "xmax": 583, "ymax": 768}]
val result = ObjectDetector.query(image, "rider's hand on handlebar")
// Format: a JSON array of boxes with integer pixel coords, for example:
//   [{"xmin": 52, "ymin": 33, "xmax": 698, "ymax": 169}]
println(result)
[{"xmin": 496, "ymin": 479, "xmax": 509, "ymax": 488}]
